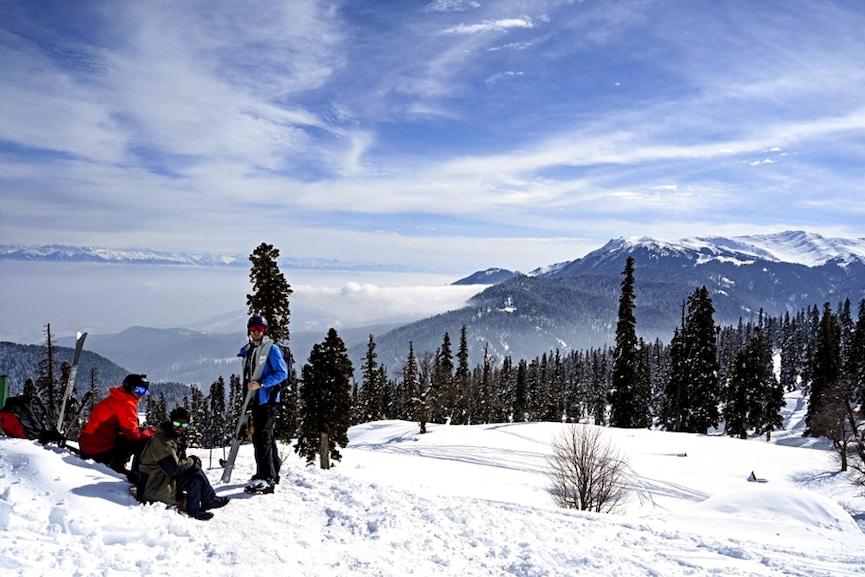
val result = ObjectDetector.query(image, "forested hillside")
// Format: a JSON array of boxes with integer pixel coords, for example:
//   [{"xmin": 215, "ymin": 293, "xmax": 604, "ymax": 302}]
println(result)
[{"xmin": 0, "ymin": 341, "xmax": 128, "ymax": 396}]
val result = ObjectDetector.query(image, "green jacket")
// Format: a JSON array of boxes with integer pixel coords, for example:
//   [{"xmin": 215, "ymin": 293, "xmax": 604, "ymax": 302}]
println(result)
[{"xmin": 139, "ymin": 422, "xmax": 196, "ymax": 505}]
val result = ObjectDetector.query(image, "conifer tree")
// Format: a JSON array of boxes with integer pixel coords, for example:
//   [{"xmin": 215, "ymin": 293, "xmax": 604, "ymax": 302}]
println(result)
[
  {"xmin": 245, "ymin": 242, "xmax": 293, "ymax": 444},
  {"xmin": 359, "ymin": 335, "xmax": 384, "ymax": 422},
  {"xmin": 647, "ymin": 339, "xmax": 668, "ymax": 424},
  {"xmin": 185, "ymin": 385, "xmax": 206, "ymax": 448},
  {"xmin": 227, "ymin": 374, "xmax": 244, "ymax": 430},
  {"xmin": 295, "ymin": 328, "xmax": 353, "ymax": 469},
  {"xmin": 431, "ymin": 332, "xmax": 454, "ymax": 423},
  {"xmin": 587, "ymin": 349, "xmax": 608, "ymax": 426},
  {"xmin": 851, "ymin": 300, "xmax": 865, "ymax": 413},
  {"xmin": 805, "ymin": 303, "xmax": 841, "ymax": 437},
  {"xmin": 477, "ymin": 344, "xmax": 494, "ymax": 424},
  {"xmin": 514, "ymin": 359, "xmax": 528, "ymax": 422},
  {"xmin": 565, "ymin": 351, "xmax": 586, "ymax": 423},
  {"xmin": 681, "ymin": 287, "xmax": 721, "ymax": 434},
  {"xmin": 146, "ymin": 389, "xmax": 169, "ymax": 427},
  {"xmin": 723, "ymin": 328, "xmax": 770, "ymax": 439},
  {"xmin": 662, "ymin": 319, "xmax": 687, "ymax": 432},
  {"xmin": 145, "ymin": 396, "xmax": 158, "ymax": 426},
  {"xmin": 400, "ymin": 341, "xmax": 420, "ymax": 426},
  {"xmin": 417, "ymin": 350, "xmax": 434, "ymax": 434},
  {"xmin": 378, "ymin": 365, "xmax": 392, "ymax": 418},
  {"xmin": 635, "ymin": 339, "xmax": 653, "ymax": 425},
  {"xmin": 495, "ymin": 356, "xmax": 515, "ymax": 424},
  {"xmin": 778, "ymin": 312, "xmax": 800, "ymax": 392},
  {"xmin": 246, "ymin": 242, "xmax": 292, "ymax": 344},
  {"xmin": 610, "ymin": 257, "xmax": 649, "ymax": 428},
  {"xmin": 208, "ymin": 377, "xmax": 228, "ymax": 448},
  {"xmin": 757, "ymin": 365, "xmax": 786, "ymax": 442},
  {"xmin": 453, "ymin": 325, "xmax": 471, "ymax": 425},
  {"xmin": 543, "ymin": 349, "xmax": 566, "ymax": 423},
  {"xmin": 845, "ymin": 300, "xmax": 865, "ymax": 479},
  {"xmin": 525, "ymin": 358, "xmax": 541, "ymax": 421}
]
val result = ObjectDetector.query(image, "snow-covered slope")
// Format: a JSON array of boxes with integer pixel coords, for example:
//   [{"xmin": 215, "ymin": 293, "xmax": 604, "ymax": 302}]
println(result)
[
  {"xmin": 1, "ymin": 392, "xmax": 864, "ymax": 577},
  {"xmin": 685, "ymin": 231, "xmax": 865, "ymax": 267}
]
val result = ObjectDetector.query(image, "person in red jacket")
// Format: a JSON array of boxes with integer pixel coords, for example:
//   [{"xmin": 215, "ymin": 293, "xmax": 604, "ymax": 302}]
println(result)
[{"xmin": 79, "ymin": 374, "xmax": 155, "ymax": 482}]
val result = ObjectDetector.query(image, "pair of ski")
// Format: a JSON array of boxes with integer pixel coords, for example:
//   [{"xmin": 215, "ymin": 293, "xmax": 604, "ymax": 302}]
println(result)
[
  {"xmin": 219, "ymin": 390, "xmax": 272, "ymax": 494},
  {"xmin": 56, "ymin": 331, "xmax": 88, "ymax": 439}
]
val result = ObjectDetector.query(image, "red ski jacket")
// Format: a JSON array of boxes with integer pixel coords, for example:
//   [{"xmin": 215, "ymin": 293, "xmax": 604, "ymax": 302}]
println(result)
[{"xmin": 79, "ymin": 386, "xmax": 153, "ymax": 456}]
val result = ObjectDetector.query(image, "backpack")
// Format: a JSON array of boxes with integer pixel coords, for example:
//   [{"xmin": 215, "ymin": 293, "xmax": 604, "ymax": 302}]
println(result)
[{"xmin": 0, "ymin": 395, "xmax": 65, "ymax": 445}]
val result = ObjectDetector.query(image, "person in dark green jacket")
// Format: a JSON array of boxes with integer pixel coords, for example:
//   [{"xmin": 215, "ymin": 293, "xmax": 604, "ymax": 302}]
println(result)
[{"xmin": 138, "ymin": 407, "xmax": 229, "ymax": 521}]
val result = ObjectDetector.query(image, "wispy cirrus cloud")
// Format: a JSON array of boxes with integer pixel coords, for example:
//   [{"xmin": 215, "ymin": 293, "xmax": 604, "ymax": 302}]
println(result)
[
  {"xmin": 443, "ymin": 17, "xmax": 540, "ymax": 35},
  {"xmin": 1, "ymin": 0, "xmax": 864, "ymax": 276}
]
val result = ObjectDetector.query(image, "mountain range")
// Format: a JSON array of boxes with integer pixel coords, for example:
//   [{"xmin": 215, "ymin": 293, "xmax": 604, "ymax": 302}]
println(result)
[
  {"xmin": 358, "ymin": 231, "xmax": 865, "ymax": 371},
  {"xmin": 3, "ymin": 231, "xmax": 864, "ymax": 388},
  {"xmin": 0, "ymin": 244, "xmax": 420, "ymax": 272}
]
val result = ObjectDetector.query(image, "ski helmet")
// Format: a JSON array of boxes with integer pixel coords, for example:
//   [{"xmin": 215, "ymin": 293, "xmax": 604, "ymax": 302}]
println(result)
[
  {"xmin": 122, "ymin": 373, "xmax": 149, "ymax": 395},
  {"xmin": 247, "ymin": 315, "xmax": 268, "ymax": 329}
]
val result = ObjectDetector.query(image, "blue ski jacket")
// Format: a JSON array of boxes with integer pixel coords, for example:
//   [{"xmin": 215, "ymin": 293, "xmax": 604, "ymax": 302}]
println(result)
[{"xmin": 238, "ymin": 337, "xmax": 288, "ymax": 405}]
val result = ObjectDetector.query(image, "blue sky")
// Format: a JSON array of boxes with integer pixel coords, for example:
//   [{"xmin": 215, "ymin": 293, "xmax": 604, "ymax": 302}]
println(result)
[{"xmin": 1, "ymin": 0, "xmax": 864, "ymax": 274}]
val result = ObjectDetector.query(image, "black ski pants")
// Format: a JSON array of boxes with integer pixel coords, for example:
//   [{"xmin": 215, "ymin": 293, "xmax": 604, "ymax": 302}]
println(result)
[
  {"xmin": 251, "ymin": 402, "xmax": 280, "ymax": 482},
  {"xmin": 176, "ymin": 467, "xmax": 218, "ymax": 515},
  {"xmin": 91, "ymin": 435, "xmax": 149, "ymax": 482}
]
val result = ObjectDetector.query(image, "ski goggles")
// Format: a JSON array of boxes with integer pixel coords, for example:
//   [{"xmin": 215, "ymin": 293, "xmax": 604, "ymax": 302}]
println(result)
[
  {"xmin": 133, "ymin": 385, "xmax": 149, "ymax": 396},
  {"xmin": 172, "ymin": 421, "xmax": 190, "ymax": 429},
  {"xmin": 248, "ymin": 325, "xmax": 266, "ymax": 333}
]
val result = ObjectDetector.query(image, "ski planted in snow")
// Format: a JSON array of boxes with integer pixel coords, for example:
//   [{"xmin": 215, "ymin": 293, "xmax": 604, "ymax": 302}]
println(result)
[
  {"xmin": 56, "ymin": 331, "xmax": 88, "ymax": 432},
  {"xmin": 220, "ymin": 389, "xmax": 255, "ymax": 483}
]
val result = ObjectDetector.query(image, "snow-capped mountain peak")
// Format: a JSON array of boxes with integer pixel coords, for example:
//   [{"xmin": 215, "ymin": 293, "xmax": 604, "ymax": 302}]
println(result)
[{"xmin": 596, "ymin": 231, "xmax": 865, "ymax": 268}]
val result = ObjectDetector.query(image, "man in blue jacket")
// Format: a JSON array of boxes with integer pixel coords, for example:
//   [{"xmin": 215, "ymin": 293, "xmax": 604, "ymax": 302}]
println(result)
[{"xmin": 239, "ymin": 315, "xmax": 288, "ymax": 494}]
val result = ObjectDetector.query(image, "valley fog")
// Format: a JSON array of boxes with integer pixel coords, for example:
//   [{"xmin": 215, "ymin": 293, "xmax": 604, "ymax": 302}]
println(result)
[{"xmin": 0, "ymin": 261, "xmax": 476, "ymax": 344}]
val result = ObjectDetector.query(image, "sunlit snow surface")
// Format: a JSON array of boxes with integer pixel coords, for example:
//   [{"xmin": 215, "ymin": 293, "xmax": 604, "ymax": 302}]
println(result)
[{"xmin": 1, "ymin": 393, "xmax": 863, "ymax": 577}]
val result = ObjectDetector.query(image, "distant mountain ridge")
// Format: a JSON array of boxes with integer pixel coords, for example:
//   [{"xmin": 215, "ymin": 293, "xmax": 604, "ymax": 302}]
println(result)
[
  {"xmin": 0, "ymin": 244, "xmax": 418, "ymax": 272},
  {"xmin": 7, "ymin": 231, "xmax": 861, "ymax": 276},
  {"xmin": 453, "ymin": 231, "xmax": 865, "ymax": 285},
  {"xmin": 569, "ymin": 231, "xmax": 865, "ymax": 270}
]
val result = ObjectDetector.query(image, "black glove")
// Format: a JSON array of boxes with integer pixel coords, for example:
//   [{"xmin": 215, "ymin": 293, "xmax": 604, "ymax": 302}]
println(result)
[{"xmin": 190, "ymin": 455, "xmax": 202, "ymax": 467}]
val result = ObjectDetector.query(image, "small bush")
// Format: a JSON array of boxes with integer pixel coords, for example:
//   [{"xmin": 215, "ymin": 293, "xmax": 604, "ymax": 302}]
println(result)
[{"xmin": 548, "ymin": 424, "xmax": 630, "ymax": 513}]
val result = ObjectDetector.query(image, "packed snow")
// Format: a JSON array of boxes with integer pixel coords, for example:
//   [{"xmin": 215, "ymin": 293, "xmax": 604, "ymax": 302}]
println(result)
[{"xmin": 1, "ymin": 391, "xmax": 864, "ymax": 577}]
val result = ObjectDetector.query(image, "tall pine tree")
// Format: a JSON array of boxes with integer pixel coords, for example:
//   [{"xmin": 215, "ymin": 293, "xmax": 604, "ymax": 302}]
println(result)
[
  {"xmin": 296, "ymin": 328, "xmax": 353, "ymax": 469},
  {"xmin": 723, "ymin": 327, "xmax": 770, "ymax": 439},
  {"xmin": 246, "ymin": 242, "xmax": 292, "ymax": 343},
  {"xmin": 245, "ymin": 242, "xmax": 294, "ymax": 443},
  {"xmin": 610, "ymin": 257, "xmax": 649, "ymax": 428},
  {"xmin": 453, "ymin": 325, "xmax": 471, "ymax": 425},
  {"xmin": 431, "ymin": 332, "xmax": 454, "ymax": 423},
  {"xmin": 805, "ymin": 303, "xmax": 841, "ymax": 437},
  {"xmin": 676, "ymin": 287, "xmax": 721, "ymax": 434}
]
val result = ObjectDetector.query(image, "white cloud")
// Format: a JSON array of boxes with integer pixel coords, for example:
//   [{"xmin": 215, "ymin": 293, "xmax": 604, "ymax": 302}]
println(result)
[
  {"xmin": 443, "ymin": 17, "xmax": 537, "ymax": 35},
  {"xmin": 294, "ymin": 281, "xmax": 482, "ymax": 324}
]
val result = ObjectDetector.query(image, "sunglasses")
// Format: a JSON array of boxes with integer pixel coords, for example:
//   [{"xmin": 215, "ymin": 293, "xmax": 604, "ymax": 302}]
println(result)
[
  {"xmin": 172, "ymin": 421, "xmax": 190, "ymax": 429},
  {"xmin": 133, "ymin": 386, "xmax": 149, "ymax": 396},
  {"xmin": 248, "ymin": 325, "xmax": 266, "ymax": 333}
]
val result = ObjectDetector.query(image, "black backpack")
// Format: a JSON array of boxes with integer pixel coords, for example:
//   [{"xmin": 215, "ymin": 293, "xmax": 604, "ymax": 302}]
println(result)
[{"xmin": 0, "ymin": 395, "xmax": 65, "ymax": 445}]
